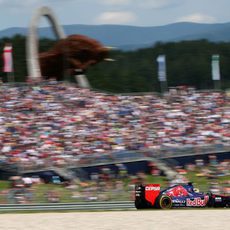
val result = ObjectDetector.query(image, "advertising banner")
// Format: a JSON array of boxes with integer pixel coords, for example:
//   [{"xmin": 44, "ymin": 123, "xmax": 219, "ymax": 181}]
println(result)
[
  {"xmin": 3, "ymin": 44, "xmax": 13, "ymax": 73},
  {"xmin": 157, "ymin": 55, "xmax": 166, "ymax": 82},
  {"xmin": 211, "ymin": 54, "xmax": 220, "ymax": 81}
]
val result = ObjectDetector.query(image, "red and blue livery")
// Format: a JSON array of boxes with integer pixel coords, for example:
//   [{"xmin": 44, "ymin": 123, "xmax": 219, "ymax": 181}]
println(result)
[{"xmin": 135, "ymin": 182, "xmax": 230, "ymax": 209}]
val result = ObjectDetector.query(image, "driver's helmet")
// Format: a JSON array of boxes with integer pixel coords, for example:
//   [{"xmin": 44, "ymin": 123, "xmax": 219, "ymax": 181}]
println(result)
[{"xmin": 187, "ymin": 182, "xmax": 194, "ymax": 193}]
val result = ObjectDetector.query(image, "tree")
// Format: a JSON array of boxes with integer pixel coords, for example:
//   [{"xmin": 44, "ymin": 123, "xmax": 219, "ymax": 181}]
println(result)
[{"xmin": 1, "ymin": 36, "xmax": 230, "ymax": 92}]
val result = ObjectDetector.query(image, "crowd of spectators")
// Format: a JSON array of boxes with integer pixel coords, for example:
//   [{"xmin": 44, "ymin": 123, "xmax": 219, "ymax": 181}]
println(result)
[
  {"xmin": 1, "ymin": 156, "xmax": 229, "ymax": 204},
  {"xmin": 174, "ymin": 155, "xmax": 230, "ymax": 195},
  {"xmin": 0, "ymin": 81, "xmax": 229, "ymax": 170}
]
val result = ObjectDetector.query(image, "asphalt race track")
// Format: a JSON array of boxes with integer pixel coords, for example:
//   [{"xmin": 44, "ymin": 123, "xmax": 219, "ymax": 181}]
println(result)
[{"xmin": 0, "ymin": 209, "xmax": 229, "ymax": 230}]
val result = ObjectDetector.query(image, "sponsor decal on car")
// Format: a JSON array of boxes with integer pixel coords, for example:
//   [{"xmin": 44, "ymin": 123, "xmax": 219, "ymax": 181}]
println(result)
[
  {"xmin": 186, "ymin": 196, "xmax": 209, "ymax": 207},
  {"xmin": 172, "ymin": 199, "xmax": 186, "ymax": 204},
  {"xmin": 172, "ymin": 198, "xmax": 186, "ymax": 207},
  {"xmin": 145, "ymin": 186, "xmax": 160, "ymax": 191},
  {"xmin": 215, "ymin": 197, "xmax": 222, "ymax": 202}
]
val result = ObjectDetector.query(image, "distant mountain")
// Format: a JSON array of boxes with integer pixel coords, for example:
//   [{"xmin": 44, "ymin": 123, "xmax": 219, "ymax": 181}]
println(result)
[{"xmin": 0, "ymin": 22, "xmax": 230, "ymax": 50}]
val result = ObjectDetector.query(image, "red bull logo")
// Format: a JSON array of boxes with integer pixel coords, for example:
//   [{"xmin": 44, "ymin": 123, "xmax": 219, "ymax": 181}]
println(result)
[{"xmin": 186, "ymin": 196, "xmax": 209, "ymax": 207}]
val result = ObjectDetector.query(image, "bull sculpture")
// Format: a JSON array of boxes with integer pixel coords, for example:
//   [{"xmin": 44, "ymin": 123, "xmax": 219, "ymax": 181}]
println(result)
[{"xmin": 39, "ymin": 34, "xmax": 109, "ymax": 81}]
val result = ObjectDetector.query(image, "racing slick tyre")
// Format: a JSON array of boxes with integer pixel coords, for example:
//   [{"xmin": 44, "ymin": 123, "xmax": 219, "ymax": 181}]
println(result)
[
  {"xmin": 135, "ymin": 199, "xmax": 145, "ymax": 209},
  {"xmin": 206, "ymin": 192, "xmax": 214, "ymax": 207},
  {"xmin": 158, "ymin": 195, "xmax": 173, "ymax": 209}
]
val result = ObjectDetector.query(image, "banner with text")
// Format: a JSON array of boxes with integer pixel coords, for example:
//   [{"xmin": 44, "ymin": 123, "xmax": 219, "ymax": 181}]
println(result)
[
  {"xmin": 211, "ymin": 54, "xmax": 220, "ymax": 81},
  {"xmin": 3, "ymin": 44, "xmax": 13, "ymax": 73},
  {"xmin": 157, "ymin": 55, "xmax": 167, "ymax": 82}
]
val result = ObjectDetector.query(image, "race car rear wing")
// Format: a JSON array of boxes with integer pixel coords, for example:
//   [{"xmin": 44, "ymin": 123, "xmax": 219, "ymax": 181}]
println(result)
[{"xmin": 135, "ymin": 184, "xmax": 160, "ymax": 207}]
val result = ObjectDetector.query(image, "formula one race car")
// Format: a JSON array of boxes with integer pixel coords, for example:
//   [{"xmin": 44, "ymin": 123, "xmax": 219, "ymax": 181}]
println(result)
[{"xmin": 135, "ymin": 183, "xmax": 230, "ymax": 209}]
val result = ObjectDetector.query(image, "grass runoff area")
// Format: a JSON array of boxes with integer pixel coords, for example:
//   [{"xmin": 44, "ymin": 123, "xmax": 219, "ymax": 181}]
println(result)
[{"xmin": 0, "ymin": 171, "xmax": 229, "ymax": 204}]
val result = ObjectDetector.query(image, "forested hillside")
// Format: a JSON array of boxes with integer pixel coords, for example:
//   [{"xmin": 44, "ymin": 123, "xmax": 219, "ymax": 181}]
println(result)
[{"xmin": 0, "ymin": 35, "xmax": 229, "ymax": 93}]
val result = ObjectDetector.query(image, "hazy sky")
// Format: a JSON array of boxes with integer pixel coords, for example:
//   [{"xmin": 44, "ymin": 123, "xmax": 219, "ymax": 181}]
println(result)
[{"xmin": 0, "ymin": 0, "xmax": 229, "ymax": 30}]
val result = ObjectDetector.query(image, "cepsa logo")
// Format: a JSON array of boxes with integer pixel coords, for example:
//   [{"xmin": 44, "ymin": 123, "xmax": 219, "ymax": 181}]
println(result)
[
  {"xmin": 186, "ymin": 196, "xmax": 209, "ymax": 207},
  {"xmin": 145, "ymin": 186, "xmax": 160, "ymax": 191}
]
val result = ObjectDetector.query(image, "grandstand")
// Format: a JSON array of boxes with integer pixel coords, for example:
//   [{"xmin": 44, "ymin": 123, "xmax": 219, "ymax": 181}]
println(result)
[
  {"xmin": 0, "ymin": 80, "xmax": 229, "ymax": 204},
  {"xmin": 0, "ymin": 81, "xmax": 229, "ymax": 177}
]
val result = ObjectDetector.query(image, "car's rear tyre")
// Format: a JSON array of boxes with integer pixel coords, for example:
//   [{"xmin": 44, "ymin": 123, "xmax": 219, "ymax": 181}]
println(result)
[
  {"xmin": 206, "ymin": 192, "xmax": 214, "ymax": 207},
  {"xmin": 159, "ymin": 195, "xmax": 172, "ymax": 209},
  {"xmin": 135, "ymin": 200, "xmax": 145, "ymax": 209}
]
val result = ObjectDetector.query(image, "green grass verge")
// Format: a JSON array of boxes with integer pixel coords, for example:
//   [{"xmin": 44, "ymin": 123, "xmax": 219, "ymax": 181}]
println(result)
[{"xmin": 0, "ymin": 172, "xmax": 229, "ymax": 204}]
